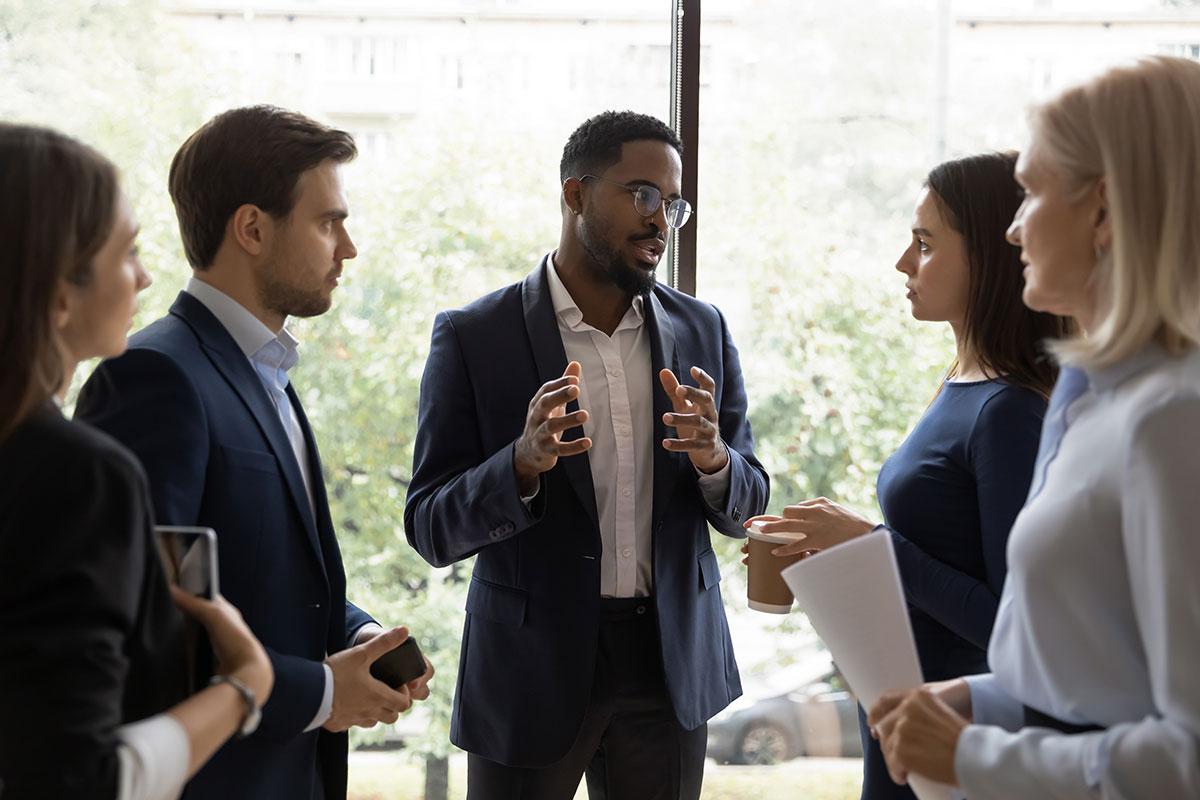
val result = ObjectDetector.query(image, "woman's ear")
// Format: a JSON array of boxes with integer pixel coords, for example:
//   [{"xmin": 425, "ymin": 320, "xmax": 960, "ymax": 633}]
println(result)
[{"xmin": 52, "ymin": 278, "xmax": 75, "ymax": 332}]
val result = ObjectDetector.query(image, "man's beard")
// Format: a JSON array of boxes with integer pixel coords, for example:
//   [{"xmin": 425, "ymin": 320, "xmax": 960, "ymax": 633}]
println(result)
[
  {"xmin": 256, "ymin": 244, "xmax": 333, "ymax": 321},
  {"xmin": 580, "ymin": 213, "xmax": 657, "ymax": 297}
]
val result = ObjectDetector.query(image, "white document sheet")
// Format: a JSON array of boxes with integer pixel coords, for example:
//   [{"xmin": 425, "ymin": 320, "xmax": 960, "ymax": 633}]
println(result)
[{"xmin": 780, "ymin": 529, "xmax": 957, "ymax": 800}]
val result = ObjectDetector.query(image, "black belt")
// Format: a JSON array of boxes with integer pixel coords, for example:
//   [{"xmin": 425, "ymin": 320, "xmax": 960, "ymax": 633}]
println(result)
[{"xmin": 1023, "ymin": 705, "xmax": 1103, "ymax": 734}]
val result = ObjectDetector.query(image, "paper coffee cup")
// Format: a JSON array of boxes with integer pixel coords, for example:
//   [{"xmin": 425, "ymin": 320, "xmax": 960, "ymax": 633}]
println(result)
[{"xmin": 746, "ymin": 521, "xmax": 806, "ymax": 614}]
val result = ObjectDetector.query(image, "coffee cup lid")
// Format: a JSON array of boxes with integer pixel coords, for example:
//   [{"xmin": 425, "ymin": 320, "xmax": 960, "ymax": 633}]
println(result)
[{"xmin": 746, "ymin": 520, "xmax": 805, "ymax": 545}]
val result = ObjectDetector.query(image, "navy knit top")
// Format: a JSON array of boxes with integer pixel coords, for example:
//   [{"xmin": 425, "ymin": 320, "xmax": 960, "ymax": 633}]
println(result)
[{"xmin": 877, "ymin": 379, "xmax": 1047, "ymax": 680}]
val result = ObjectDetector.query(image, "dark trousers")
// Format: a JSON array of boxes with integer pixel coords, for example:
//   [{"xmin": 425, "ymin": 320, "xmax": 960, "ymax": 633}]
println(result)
[
  {"xmin": 857, "ymin": 705, "xmax": 916, "ymax": 800},
  {"xmin": 466, "ymin": 597, "xmax": 707, "ymax": 800}
]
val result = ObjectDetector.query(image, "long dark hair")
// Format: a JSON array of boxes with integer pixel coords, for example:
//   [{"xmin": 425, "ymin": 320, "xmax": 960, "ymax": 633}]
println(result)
[
  {"xmin": 0, "ymin": 124, "xmax": 119, "ymax": 442},
  {"xmin": 927, "ymin": 152, "xmax": 1072, "ymax": 398}
]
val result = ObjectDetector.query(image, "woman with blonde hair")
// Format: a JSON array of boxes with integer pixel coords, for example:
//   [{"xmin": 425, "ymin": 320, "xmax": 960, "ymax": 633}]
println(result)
[
  {"xmin": 0, "ymin": 124, "xmax": 274, "ymax": 799},
  {"xmin": 867, "ymin": 55, "xmax": 1200, "ymax": 799}
]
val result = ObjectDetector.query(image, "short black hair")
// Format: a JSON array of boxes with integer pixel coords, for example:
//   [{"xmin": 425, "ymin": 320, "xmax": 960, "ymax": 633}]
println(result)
[{"xmin": 559, "ymin": 111, "xmax": 682, "ymax": 182}]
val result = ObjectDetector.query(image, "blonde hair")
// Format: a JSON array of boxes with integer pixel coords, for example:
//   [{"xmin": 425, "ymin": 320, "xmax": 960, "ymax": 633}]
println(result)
[{"xmin": 1032, "ymin": 56, "xmax": 1200, "ymax": 368}]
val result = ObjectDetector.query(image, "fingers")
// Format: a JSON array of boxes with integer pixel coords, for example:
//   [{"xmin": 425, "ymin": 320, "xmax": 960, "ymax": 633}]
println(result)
[
  {"xmin": 658, "ymin": 368, "xmax": 690, "ymax": 413},
  {"xmin": 661, "ymin": 437, "xmax": 715, "ymax": 452},
  {"xmin": 533, "ymin": 383, "xmax": 581, "ymax": 419},
  {"xmin": 361, "ymin": 626, "xmax": 409, "ymax": 660},
  {"xmin": 743, "ymin": 514, "xmax": 783, "ymax": 529},
  {"xmin": 867, "ymin": 690, "xmax": 908, "ymax": 730},
  {"xmin": 662, "ymin": 412, "xmax": 715, "ymax": 433},
  {"xmin": 563, "ymin": 360, "xmax": 582, "ymax": 379},
  {"xmin": 690, "ymin": 365, "xmax": 716, "ymax": 392},
  {"xmin": 754, "ymin": 518, "xmax": 806, "ymax": 536},
  {"xmin": 528, "ymin": 374, "xmax": 579, "ymax": 409},
  {"xmin": 556, "ymin": 437, "xmax": 592, "ymax": 457},
  {"xmin": 543, "ymin": 410, "xmax": 588, "ymax": 436}
]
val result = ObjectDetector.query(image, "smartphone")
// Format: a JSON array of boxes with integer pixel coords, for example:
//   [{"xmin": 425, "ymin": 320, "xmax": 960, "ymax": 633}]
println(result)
[
  {"xmin": 370, "ymin": 637, "xmax": 426, "ymax": 688},
  {"xmin": 154, "ymin": 525, "xmax": 219, "ymax": 600}
]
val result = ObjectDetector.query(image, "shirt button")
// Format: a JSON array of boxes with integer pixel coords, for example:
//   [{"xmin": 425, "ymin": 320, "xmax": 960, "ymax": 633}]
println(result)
[
  {"xmin": 609, "ymin": 368, "xmax": 623, "ymax": 378},
  {"xmin": 623, "ymin": 488, "xmax": 632, "ymax": 497},
  {"xmin": 621, "ymin": 547, "xmax": 632, "ymax": 558}
]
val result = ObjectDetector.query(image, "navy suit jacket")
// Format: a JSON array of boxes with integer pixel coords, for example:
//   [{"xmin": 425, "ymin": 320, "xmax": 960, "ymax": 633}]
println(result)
[
  {"xmin": 404, "ymin": 258, "xmax": 769, "ymax": 767},
  {"xmin": 76, "ymin": 292, "xmax": 373, "ymax": 800}
]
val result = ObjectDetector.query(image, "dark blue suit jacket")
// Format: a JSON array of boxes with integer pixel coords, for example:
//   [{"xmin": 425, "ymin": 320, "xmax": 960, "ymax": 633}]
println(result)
[
  {"xmin": 76, "ymin": 292, "xmax": 373, "ymax": 800},
  {"xmin": 404, "ymin": 258, "xmax": 769, "ymax": 767}
]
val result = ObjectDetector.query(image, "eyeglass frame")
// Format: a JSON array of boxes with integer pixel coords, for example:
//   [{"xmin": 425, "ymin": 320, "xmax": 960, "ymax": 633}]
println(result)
[{"xmin": 576, "ymin": 174, "xmax": 694, "ymax": 230}]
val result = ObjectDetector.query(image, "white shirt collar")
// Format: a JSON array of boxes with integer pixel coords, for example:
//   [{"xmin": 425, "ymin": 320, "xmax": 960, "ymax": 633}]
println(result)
[
  {"xmin": 545, "ymin": 252, "xmax": 645, "ymax": 333},
  {"xmin": 185, "ymin": 277, "xmax": 300, "ymax": 372}
]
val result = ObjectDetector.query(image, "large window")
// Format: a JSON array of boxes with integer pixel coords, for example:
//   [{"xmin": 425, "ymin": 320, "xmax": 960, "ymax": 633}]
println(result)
[{"xmin": 5, "ymin": 1, "xmax": 1199, "ymax": 797}]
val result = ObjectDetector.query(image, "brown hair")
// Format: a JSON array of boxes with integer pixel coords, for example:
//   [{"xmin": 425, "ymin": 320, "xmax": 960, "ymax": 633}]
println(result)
[
  {"xmin": 927, "ymin": 152, "xmax": 1073, "ymax": 397},
  {"xmin": 168, "ymin": 105, "xmax": 357, "ymax": 269},
  {"xmin": 0, "ymin": 124, "xmax": 119, "ymax": 442}
]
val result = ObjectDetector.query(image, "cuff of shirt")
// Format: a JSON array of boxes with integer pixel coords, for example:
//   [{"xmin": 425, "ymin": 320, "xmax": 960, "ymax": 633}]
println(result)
[
  {"xmin": 303, "ymin": 663, "xmax": 335, "ymax": 733},
  {"xmin": 695, "ymin": 457, "xmax": 732, "ymax": 508},
  {"xmin": 116, "ymin": 713, "xmax": 190, "ymax": 800},
  {"xmin": 520, "ymin": 483, "xmax": 539, "ymax": 507},
  {"xmin": 965, "ymin": 673, "xmax": 1024, "ymax": 732},
  {"xmin": 352, "ymin": 621, "xmax": 385, "ymax": 645}
]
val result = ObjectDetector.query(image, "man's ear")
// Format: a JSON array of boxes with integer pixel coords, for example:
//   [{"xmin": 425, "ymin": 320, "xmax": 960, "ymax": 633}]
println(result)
[
  {"xmin": 562, "ymin": 177, "xmax": 585, "ymax": 217},
  {"xmin": 1093, "ymin": 177, "xmax": 1113, "ymax": 254},
  {"xmin": 230, "ymin": 204, "xmax": 271, "ymax": 257}
]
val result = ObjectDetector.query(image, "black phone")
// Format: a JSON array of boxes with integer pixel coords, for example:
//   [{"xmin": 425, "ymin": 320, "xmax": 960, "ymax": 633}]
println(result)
[
  {"xmin": 154, "ymin": 525, "xmax": 219, "ymax": 600},
  {"xmin": 369, "ymin": 637, "xmax": 426, "ymax": 688}
]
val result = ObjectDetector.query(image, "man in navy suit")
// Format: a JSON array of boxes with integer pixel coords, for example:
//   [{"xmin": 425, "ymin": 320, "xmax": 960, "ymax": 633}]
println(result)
[
  {"xmin": 77, "ymin": 106, "xmax": 432, "ymax": 800},
  {"xmin": 405, "ymin": 111, "xmax": 769, "ymax": 799}
]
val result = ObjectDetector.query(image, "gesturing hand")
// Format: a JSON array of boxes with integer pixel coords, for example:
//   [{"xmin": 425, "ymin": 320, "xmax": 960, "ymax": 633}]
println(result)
[
  {"xmin": 513, "ymin": 361, "xmax": 592, "ymax": 495},
  {"xmin": 659, "ymin": 366, "xmax": 729, "ymax": 474}
]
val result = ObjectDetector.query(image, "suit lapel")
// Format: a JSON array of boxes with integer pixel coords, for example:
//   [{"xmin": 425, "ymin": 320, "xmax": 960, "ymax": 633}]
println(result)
[
  {"xmin": 647, "ymin": 290, "xmax": 684, "ymax": 531},
  {"xmin": 169, "ymin": 293, "xmax": 327, "ymax": 575},
  {"xmin": 521, "ymin": 257, "xmax": 600, "ymax": 529}
]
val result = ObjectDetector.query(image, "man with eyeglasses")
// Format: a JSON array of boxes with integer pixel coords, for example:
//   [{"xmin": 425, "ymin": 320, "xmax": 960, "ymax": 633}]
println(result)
[{"xmin": 405, "ymin": 110, "xmax": 769, "ymax": 799}]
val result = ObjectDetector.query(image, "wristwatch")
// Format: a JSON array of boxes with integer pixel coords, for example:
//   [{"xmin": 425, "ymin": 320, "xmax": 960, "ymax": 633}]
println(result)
[{"xmin": 210, "ymin": 674, "xmax": 262, "ymax": 737}]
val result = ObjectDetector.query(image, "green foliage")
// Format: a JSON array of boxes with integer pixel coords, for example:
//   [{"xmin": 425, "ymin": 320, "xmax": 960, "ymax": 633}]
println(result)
[{"xmin": 7, "ymin": 0, "xmax": 957, "ymax": 765}]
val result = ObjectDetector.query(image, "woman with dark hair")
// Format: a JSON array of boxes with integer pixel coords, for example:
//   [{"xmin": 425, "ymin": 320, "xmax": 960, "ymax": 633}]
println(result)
[
  {"xmin": 745, "ymin": 152, "xmax": 1071, "ymax": 800},
  {"xmin": 0, "ymin": 123, "xmax": 273, "ymax": 800}
]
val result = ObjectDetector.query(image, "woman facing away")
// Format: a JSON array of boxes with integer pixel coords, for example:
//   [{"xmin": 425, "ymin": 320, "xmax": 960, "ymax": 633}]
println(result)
[
  {"xmin": 746, "ymin": 151, "xmax": 1071, "ymax": 800},
  {"xmin": 0, "ymin": 123, "xmax": 273, "ymax": 800},
  {"xmin": 868, "ymin": 55, "xmax": 1200, "ymax": 800}
]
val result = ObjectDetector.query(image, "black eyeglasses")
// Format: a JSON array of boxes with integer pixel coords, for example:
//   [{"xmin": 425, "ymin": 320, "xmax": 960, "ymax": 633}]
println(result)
[{"xmin": 579, "ymin": 174, "xmax": 694, "ymax": 230}]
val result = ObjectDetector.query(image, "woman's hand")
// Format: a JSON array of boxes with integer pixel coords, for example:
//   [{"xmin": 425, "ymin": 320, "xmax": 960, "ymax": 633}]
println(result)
[
  {"xmin": 743, "ymin": 497, "xmax": 877, "ymax": 557},
  {"xmin": 867, "ymin": 687, "xmax": 967, "ymax": 787},
  {"xmin": 172, "ymin": 587, "xmax": 274, "ymax": 704}
]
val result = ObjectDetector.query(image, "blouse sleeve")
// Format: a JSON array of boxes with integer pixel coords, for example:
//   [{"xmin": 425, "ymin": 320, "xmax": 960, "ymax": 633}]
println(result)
[{"xmin": 890, "ymin": 386, "xmax": 1044, "ymax": 649}]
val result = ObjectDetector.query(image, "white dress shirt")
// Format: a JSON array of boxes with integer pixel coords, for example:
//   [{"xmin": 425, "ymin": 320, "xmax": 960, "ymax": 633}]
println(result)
[
  {"xmin": 956, "ymin": 345, "xmax": 1200, "ymax": 799},
  {"xmin": 538, "ymin": 255, "xmax": 729, "ymax": 597}
]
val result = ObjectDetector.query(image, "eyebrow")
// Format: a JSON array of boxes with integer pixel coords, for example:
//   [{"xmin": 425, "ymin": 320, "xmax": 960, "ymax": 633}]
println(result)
[
  {"xmin": 912, "ymin": 227, "xmax": 934, "ymax": 237},
  {"xmin": 624, "ymin": 179, "xmax": 682, "ymax": 201},
  {"xmin": 321, "ymin": 208, "xmax": 349, "ymax": 221}
]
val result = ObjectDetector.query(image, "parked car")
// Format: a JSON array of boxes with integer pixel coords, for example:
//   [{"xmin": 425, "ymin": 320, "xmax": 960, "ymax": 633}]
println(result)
[{"xmin": 707, "ymin": 660, "xmax": 863, "ymax": 765}]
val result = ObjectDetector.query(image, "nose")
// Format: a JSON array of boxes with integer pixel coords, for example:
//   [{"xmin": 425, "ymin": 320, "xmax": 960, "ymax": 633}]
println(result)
[
  {"xmin": 1006, "ymin": 203, "xmax": 1025, "ymax": 246},
  {"xmin": 895, "ymin": 242, "xmax": 917, "ymax": 276},
  {"xmin": 339, "ymin": 229, "xmax": 358, "ymax": 261},
  {"xmin": 135, "ymin": 258, "xmax": 153, "ymax": 292}
]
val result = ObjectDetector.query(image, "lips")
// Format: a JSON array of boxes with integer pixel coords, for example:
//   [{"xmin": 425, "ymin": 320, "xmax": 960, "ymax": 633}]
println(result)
[{"xmin": 632, "ymin": 237, "xmax": 665, "ymax": 266}]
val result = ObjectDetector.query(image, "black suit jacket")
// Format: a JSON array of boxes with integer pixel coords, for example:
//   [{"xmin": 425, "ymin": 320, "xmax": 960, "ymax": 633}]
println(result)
[
  {"xmin": 405, "ymin": 258, "xmax": 770, "ymax": 766},
  {"xmin": 76, "ymin": 292, "xmax": 373, "ymax": 800},
  {"xmin": 0, "ymin": 405, "xmax": 188, "ymax": 799}
]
